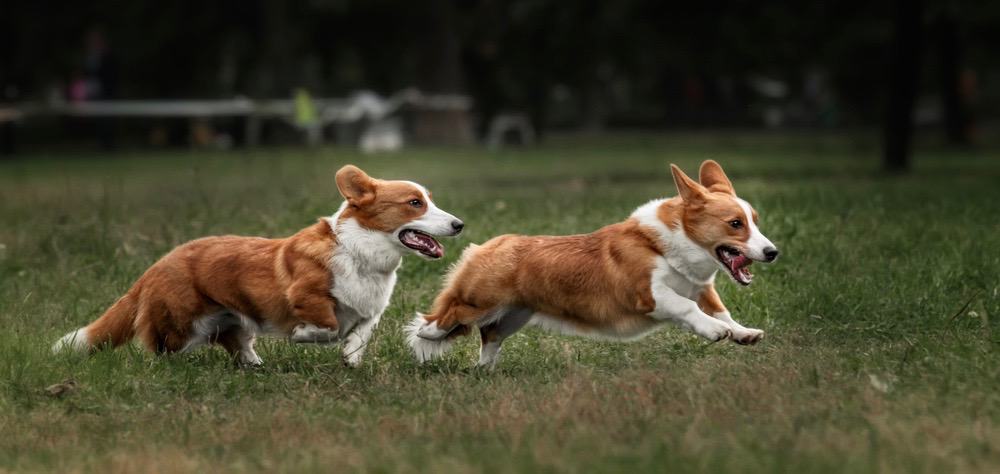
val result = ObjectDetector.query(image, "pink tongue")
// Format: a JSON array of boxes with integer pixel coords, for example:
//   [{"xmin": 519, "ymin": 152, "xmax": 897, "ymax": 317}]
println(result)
[
  {"xmin": 409, "ymin": 233, "xmax": 442, "ymax": 257},
  {"xmin": 731, "ymin": 254, "xmax": 751, "ymax": 270}
]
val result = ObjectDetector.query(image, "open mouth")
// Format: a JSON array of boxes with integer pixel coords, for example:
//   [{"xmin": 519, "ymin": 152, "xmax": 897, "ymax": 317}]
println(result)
[
  {"xmin": 399, "ymin": 229, "xmax": 444, "ymax": 259},
  {"xmin": 716, "ymin": 245, "xmax": 753, "ymax": 286}
]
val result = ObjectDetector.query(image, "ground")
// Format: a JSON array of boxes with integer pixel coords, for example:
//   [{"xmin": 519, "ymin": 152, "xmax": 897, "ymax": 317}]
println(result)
[{"xmin": 1, "ymin": 133, "xmax": 998, "ymax": 473}]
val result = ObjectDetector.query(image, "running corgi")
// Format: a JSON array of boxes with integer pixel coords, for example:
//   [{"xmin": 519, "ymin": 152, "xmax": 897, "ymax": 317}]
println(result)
[
  {"xmin": 53, "ymin": 165, "xmax": 463, "ymax": 367},
  {"xmin": 406, "ymin": 160, "xmax": 777, "ymax": 368}
]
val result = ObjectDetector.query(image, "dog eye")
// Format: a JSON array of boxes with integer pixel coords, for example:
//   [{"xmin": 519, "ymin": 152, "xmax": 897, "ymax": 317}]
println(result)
[
  {"xmin": 409, "ymin": 199, "xmax": 423, "ymax": 208},
  {"xmin": 729, "ymin": 219, "xmax": 743, "ymax": 229}
]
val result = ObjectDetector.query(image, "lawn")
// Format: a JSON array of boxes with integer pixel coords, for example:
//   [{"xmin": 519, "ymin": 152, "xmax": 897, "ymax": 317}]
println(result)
[{"xmin": 1, "ymin": 133, "xmax": 998, "ymax": 473}]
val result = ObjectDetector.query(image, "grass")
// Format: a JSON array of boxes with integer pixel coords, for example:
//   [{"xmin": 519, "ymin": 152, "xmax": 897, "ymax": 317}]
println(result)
[{"xmin": 1, "ymin": 132, "xmax": 999, "ymax": 473}]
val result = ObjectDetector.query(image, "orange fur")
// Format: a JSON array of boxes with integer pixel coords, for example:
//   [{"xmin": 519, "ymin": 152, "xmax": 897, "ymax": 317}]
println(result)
[
  {"xmin": 424, "ymin": 220, "xmax": 664, "ymax": 338},
  {"xmin": 696, "ymin": 283, "xmax": 728, "ymax": 315},
  {"xmin": 57, "ymin": 165, "xmax": 436, "ymax": 360},
  {"xmin": 116, "ymin": 221, "xmax": 339, "ymax": 353},
  {"xmin": 413, "ymin": 160, "xmax": 772, "ymax": 364}
]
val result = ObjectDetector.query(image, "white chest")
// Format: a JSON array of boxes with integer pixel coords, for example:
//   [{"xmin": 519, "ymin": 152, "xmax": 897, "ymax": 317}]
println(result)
[
  {"xmin": 324, "ymin": 215, "xmax": 404, "ymax": 321},
  {"xmin": 658, "ymin": 260, "xmax": 713, "ymax": 300},
  {"xmin": 329, "ymin": 253, "xmax": 399, "ymax": 320}
]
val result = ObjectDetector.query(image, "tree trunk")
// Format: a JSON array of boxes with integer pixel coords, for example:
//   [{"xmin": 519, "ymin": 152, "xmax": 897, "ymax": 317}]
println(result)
[
  {"xmin": 413, "ymin": 0, "xmax": 473, "ymax": 145},
  {"xmin": 937, "ymin": 13, "xmax": 968, "ymax": 146},
  {"xmin": 883, "ymin": 0, "xmax": 923, "ymax": 173}
]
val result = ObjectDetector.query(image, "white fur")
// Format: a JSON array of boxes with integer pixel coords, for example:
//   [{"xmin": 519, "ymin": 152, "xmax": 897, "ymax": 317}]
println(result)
[
  {"xmin": 179, "ymin": 311, "xmax": 235, "ymax": 353},
  {"xmin": 396, "ymin": 181, "xmax": 462, "ymax": 242},
  {"xmin": 736, "ymin": 198, "xmax": 776, "ymax": 261},
  {"xmin": 290, "ymin": 323, "xmax": 340, "ymax": 343},
  {"xmin": 477, "ymin": 342, "xmax": 502, "ymax": 368},
  {"xmin": 712, "ymin": 311, "xmax": 764, "ymax": 344},
  {"xmin": 315, "ymin": 205, "xmax": 402, "ymax": 367},
  {"xmin": 341, "ymin": 314, "xmax": 379, "ymax": 367},
  {"xmin": 52, "ymin": 327, "xmax": 90, "ymax": 353},
  {"xmin": 171, "ymin": 311, "xmax": 264, "ymax": 365},
  {"xmin": 405, "ymin": 313, "xmax": 454, "ymax": 363},
  {"xmin": 231, "ymin": 312, "xmax": 263, "ymax": 365},
  {"xmin": 631, "ymin": 199, "xmax": 718, "ymax": 284},
  {"xmin": 646, "ymin": 259, "xmax": 733, "ymax": 341},
  {"xmin": 322, "ymin": 185, "xmax": 459, "ymax": 366},
  {"xmin": 415, "ymin": 319, "xmax": 450, "ymax": 339},
  {"xmin": 632, "ymin": 198, "xmax": 756, "ymax": 342}
]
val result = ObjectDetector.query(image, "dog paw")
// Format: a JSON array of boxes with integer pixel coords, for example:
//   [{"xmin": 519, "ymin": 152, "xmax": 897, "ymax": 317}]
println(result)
[
  {"xmin": 696, "ymin": 320, "xmax": 733, "ymax": 343},
  {"xmin": 342, "ymin": 348, "xmax": 364, "ymax": 368},
  {"xmin": 730, "ymin": 327, "xmax": 764, "ymax": 345},
  {"xmin": 235, "ymin": 354, "xmax": 263, "ymax": 368},
  {"xmin": 415, "ymin": 318, "xmax": 450, "ymax": 340},
  {"xmin": 290, "ymin": 323, "xmax": 339, "ymax": 344}
]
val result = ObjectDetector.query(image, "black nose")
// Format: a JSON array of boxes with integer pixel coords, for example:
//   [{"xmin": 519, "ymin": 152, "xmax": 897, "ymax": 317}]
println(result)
[
  {"xmin": 763, "ymin": 247, "xmax": 780, "ymax": 262},
  {"xmin": 451, "ymin": 220, "xmax": 464, "ymax": 233}
]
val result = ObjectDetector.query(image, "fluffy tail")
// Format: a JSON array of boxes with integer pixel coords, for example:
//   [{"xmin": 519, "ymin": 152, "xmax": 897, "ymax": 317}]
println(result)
[
  {"xmin": 52, "ymin": 293, "xmax": 138, "ymax": 354},
  {"xmin": 406, "ymin": 243, "xmax": 482, "ymax": 363},
  {"xmin": 405, "ymin": 312, "xmax": 464, "ymax": 363}
]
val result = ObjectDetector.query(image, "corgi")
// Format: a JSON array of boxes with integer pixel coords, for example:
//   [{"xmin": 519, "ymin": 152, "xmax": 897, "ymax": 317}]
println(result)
[
  {"xmin": 405, "ymin": 160, "xmax": 778, "ymax": 368},
  {"xmin": 52, "ymin": 165, "xmax": 463, "ymax": 367}
]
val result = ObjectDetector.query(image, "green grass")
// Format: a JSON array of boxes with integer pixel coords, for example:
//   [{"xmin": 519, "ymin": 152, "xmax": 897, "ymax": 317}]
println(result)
[{"xmin": 1, "ymin": 132, "xmax": 999, "ymax": 473}]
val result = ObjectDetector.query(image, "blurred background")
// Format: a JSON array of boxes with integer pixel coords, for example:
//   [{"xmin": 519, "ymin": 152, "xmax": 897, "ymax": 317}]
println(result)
[{"xmin": 0, "ymin": 0, "xmax": 997, "ymax": 169}]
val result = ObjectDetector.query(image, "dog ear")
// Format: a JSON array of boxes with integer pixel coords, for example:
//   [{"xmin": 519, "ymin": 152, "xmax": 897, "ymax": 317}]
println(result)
[
  {"xmin": 336, "ymin": 165, "xmax": 376, "ymax": 207},
  {"xmin": 698, "ymin": 160, "xmax": 735, "ymax": 195},
  {"xmin": 670, "ymin": 164, "xmax": 706, "ymax": 202}
]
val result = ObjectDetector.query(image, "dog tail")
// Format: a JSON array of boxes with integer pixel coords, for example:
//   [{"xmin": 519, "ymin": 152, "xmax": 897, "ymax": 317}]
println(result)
[
  {"xmin": 52, "ymin": 292, "xmax": 138, "ymax": 354},
  {"xmin": 405, "ymin": 312, "xmax": 468, "ymax": 363}
]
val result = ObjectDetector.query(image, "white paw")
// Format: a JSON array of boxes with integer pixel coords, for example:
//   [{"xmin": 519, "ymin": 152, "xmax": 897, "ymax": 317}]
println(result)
[
  {"xmin": 694, "ymin": 319, "xmax": 733, "ymax": 343},
  {"xmin": 290, "ymin": 323, "xmax": 339, "ymax": 344},
  {"xmin": 343, "ymin": 353, "xmax": 363, "ymax": 367},
  {"xmin": 341, "ymin": 340, "xmax": 365, "ymax": 367},
  {"xmin": 415, "ymin": 316, "xmax": 449, "ymax": 340},
  {"xmin": 238, "ymin": 352, "xmax": 263, "ymax": 367},
  {"xmin": 730, "ymin": 327, "xmax": 764, "ymax": 345}
]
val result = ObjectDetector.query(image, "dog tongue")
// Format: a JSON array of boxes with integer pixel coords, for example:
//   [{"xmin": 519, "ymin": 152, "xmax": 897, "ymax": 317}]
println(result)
[
  {"xmin": 730, "ymin": 254, "xmax": 752, "ymax": 269},
  {"xmin": 402, "ymin": 231, "xmax": 443, "ymax": 258}
]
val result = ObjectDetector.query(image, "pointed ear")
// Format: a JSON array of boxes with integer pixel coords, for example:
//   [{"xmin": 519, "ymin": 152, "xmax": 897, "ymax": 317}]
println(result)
[
  {"xmin": 335, "ymin": 165, "xmax": 376, "ymax": 206},
  {"xmin": 698, "ymin": 160, "xmax": 735, "ymax": 195},
  {"xmin": 670, "ymin": 164, "xmax": 706, "ymax": 202}
]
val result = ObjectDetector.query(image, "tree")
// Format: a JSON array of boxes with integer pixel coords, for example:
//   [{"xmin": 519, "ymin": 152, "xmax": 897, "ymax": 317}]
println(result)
[{"xmin": 883, "ymin": 0, "xmax": 923, "ymax": 173}]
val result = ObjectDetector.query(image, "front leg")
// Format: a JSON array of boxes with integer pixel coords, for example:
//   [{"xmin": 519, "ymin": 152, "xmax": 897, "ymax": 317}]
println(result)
[
  {"xmin": 290, "ymin": 323, "xmax": 340, "ymax": 344},
  {"xmin": 286, "ymin": 270, "xmax": 340, "ymax": 344},
  {"xmin": 697, "ymin": 283, "xmax": 764, "ymax": 345},
  {"xmin": 649, "ymin": 282, "xmax": 732, "ymax": 342},
  {"xmin": 341, "ymin": 315, "xmax": 380, "ymax": 367}
]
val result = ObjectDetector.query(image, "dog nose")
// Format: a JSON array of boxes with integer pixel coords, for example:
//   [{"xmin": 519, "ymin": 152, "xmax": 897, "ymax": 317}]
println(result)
[
  {"xmin": 763, "ymin": 247, "xmax": 780, "ymax": 262},
  {"xmin": 451, "ymin": 220, "xmax": 464, "ymax": 233}
]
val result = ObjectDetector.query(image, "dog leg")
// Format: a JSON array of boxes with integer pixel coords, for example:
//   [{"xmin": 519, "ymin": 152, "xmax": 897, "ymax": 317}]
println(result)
[
  {"xmin": 477, "ymin": 306, "xmax": 533, "ymax": 369},
  {"xmin": 697, "ymin": 284, "xmax": 763, "ymax": 345},
  {"xmin": 712, "ymin": 311, "xmax": 764, "ymax": 345},
  {"xmin": 287, "ymin": 272, "xmax": 340, "ymax": 340},
  {"xmin": 650, "ymin": 284, "xmax": 732, "ymax": 342},
  {"xmin": 341, "ymin": 315, "xmax": 380, "ymax": 367},
  {"xmin": 215, "ymin": 327, "xmax": 263, "ymax": 367},
  {"xmin": 290, "ymin": 323, "xmax": 340, "ymax": 344}
]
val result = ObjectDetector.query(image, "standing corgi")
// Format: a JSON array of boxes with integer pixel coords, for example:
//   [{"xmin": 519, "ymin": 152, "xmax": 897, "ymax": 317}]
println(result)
[
  {"xmin": 53, "ymin": 165, "xmax": 463, "ymax": 367},
  {"xmin": 406, "ymin": 160, "xmax": 777, "ymax": 368}
]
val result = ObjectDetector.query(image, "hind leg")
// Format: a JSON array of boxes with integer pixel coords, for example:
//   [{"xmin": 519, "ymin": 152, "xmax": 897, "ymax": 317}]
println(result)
[
  {"xmin": 413, "ymin": 296, "xmax": 494, "ymax": 341},
  {"xmin": 406, "ymin": 293, "xmax": 499, "ymax": 363},
  {"xmin": 477, "ymin": 307, "xmax": 533, "ymax": 369},
  {"xmin": 214, "ymin": 328, "xmax": 263, "ymax": 367}
]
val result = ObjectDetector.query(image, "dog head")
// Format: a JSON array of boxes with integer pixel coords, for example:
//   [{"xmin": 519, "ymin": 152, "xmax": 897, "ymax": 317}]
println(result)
[
  {"xmin": 335, "ymin": 165, "xmax": 463, "ymax": 259},
  {"xmin": 669, "ymin": 160, "xmax": 778, "ymax": 285}
]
